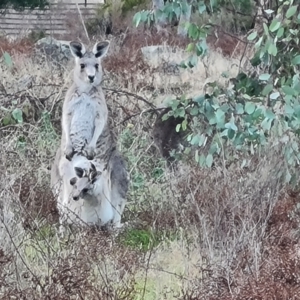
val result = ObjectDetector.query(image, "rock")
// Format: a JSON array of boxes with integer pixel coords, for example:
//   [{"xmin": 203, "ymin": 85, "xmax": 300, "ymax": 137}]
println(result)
[
  {"xmin": 140, "ymin": 44, "xmax": 240, "ymax": 101},
  {"xmin": 34, "ymin": 37, "xmax": 72, "ymax": 64}
]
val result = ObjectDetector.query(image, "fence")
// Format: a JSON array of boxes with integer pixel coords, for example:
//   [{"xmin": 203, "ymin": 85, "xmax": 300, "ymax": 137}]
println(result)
[{"xmin": 0, "ymin": 1, "xmax": 103, "ymax": 37}]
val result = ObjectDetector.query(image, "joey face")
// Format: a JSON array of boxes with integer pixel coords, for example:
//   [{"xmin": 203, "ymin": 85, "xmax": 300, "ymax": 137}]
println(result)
[
  {"xmin": 69, "ymin": 41, "xmax": 110, "ymax": 87},
  {"xmin": 69, "ymin": 162, "xmax": 102, "ymax": 201}
]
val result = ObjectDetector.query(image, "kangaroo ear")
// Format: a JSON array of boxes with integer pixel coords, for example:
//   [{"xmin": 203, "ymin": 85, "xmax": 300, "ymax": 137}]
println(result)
[
  {"xmin": 70, "ymin": 41, "xmax": 86, "ymax": 58},
  {"xmin": 74, "ymin": 167, "xmax": 84, "ymax": 178},
  {"xmin": 93, "ymin": 41, "xmax": 109, "ymax": 59}
]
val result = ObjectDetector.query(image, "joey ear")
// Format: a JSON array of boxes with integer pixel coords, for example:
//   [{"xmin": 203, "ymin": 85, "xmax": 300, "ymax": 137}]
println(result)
[
  {"xmin": 90, "ymin": 163, "xmax": 96, "ymax": 172},
  {"xmin": 69, "ymin": 41, "xmax": 86, "ymax": 58},
  {"xmin": 70, "ymin": 177, "xmax": 77, "ymax": 185},
  {"xmin": 74, "ymin": 167, "xmax": 84, "ymax": 178},
  {"xmin": 92, "ymin": 41, "xmax": 110, "ymax": 59},
  {"xmin": 91, "ymin": 171, "xmax": 102, "ymax": 183}
]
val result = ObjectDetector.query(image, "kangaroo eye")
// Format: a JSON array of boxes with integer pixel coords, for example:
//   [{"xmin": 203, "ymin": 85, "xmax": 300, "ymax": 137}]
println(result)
[
  {"xmin": 70, "ymin": 177, "xmax": 77, "ymax": 186},
  {"xmin": 82, "ymin": 188, "xmax": 89, "ymax": 194},
  {"xmin": 95, "ymin": 64, "xmax": 99, "ymax": 69},
  {"xmin": 80, "ymin": 64, "xmax": 85, "ymax": 69}
]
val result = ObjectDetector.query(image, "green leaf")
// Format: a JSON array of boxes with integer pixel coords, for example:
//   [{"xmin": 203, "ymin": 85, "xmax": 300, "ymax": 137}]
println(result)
[
  {"xmin": 268, "ymin": 43, "xmax": 278, "ymax": 56},
  {"xmin": 277, "ymin": 27, "xmax": 284, "ymax": 38},
  {"xmin": 263, "ymin": 23, "xmax": 269, "ymax": 35},
  {"xmin": 225, "ymin": 115, "xmax": 238, "ymax": 131},
  {"xmin": 3, "ymin": 52, "xmax": 13, "ymax": 68},
  {"xmin": 286, "ymin": 5, "xmax": 297, "ymax": 18},
  {"xmin": 188, "ymin": 23, "xmax": 199, "ymax": 40},
  {"xmin": 181, "ymin": 119, "xmax": 187, "ymax": 131},
  {"xmin": 206, "ymin": 154, "xmax": 213, "ymax": 168},
  {"xmin": 162, "ymin": 113, "xmax": 169, "ymax": 121},
  {"xmin": 215, "ymin": 108, "xmax": 225, "ymax": 125},
  {"xmin": 264, "ymin": 9, "xmax": 274, "ymax": 14},
  {"xmin": 133, "ymin": 12, "xmax": 142, "ymax": 27},
  {"xmin": 190, "ymin": 106, "xmax": 199, "ymax": 116},
  {"xmin": 175, "ymin": 124, "xmax": 181, "ymax": 132},
  {"xmin": 269, "ymin": 19, "xmax": 281, "ymax": 32},
  {"xmin": 199, "ymin": 154, "xmax": 206, "ymax": 167},
  {"xmin": 285, "ymin": 170, "xmax": 291, "ymax": 183},
  {"xmin": 262, "ymin": 84, "xmax": 273, "ymax": 96},
  {"xmin": 291, "ymin": 55, "xmax": 300, "ymax": 65},
  {"xmin": 187, "ymin": 54, "xmax": 198, "ymax": 68},
  {"xmin": 284, "ymin": 104, "xmax": 294, "ymax": 114},
  {"xmin": 195, "ymin": 40, "xmax": 208, "ymax": 56},
  {"xmin": 282, "ymin": 86, "xmax": 295, "ymax": 96},
  {"xmin": 236, "ymin": 103, "xmax": 244, "ymax": 114},
  {"xmin": 186, "ymin": 43, "xmax": 194, "ymax": 52},
  {"xmin": 270, "ymin": 92, "xmax": 280, "ymax": 100},
  {"xmin": 12, "ymin": 108, "xmax": 23, "ymax": 123},
  {"xmin": 245, "ymin": 102, "xmax": 256, "ymax": 114},
  {"xmin": 198, "ymin": 2, "xmax": 206, "ymax": 14},
  {"xmin": 195, "ymin": 150, "xmax": 199, "ymax": 163},
  {"xmin": 265, "ymin": 109, "xmax": 275, "ymax": 120},
  {"xmin": 259, "ymin": 73, "xmax": 271, "ymax": 81},
  {"xmin": 247, "ymin": 31, "xmax": 257, "ymax": 41},
  {"xmin": 198, "ymin": 134, "xmax": 206, "ymax": 147},
  {"xmin": 255, "ymin": 37, "xmax": 263, "ymax": 48},
  {"xmin": 225, "ymin": 121, "xmax": 237, "ymax": 131},
  {"xmin": 2, "ymin": 114, "xmax": 14, "ymax": 126},
  {"xmin": 190, "ymin": 134, "xmax": 200, "ymax": 145},
  {"xmin": 227, "ymin": 129, "xmax": 235, "ymax": 139}
]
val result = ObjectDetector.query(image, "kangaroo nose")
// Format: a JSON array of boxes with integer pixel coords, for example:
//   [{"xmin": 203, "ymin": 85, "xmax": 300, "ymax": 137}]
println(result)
[
  {"xmin": 73, "ymin": 196, "xmax": 79, "ymax": 201},
  {"xmin": 88, "ymin": 75, "xmax": 94, "ymax": 83}
]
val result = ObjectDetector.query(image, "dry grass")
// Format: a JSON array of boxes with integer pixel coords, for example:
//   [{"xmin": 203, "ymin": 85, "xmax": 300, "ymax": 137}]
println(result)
[{"xmin": 0, "ymin": 30, "xmax": 300, "ymax": 299}]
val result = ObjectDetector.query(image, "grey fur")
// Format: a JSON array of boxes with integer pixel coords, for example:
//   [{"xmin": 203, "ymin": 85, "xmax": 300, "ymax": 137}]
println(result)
[{"xmin": 51, "ymin": 40, "xmax": 129, "ymax": 229}]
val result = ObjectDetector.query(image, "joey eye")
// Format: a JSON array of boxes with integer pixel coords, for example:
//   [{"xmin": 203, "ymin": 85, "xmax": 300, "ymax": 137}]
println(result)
[
  {"xmin": 80, "ymin": 64, "xmax": 85, "ymax": 69},
  {"xmin": 82, "ymin": 188, "xmax": 89, "ymax": 194},
  {"xmin": 70, "ymin": 177, "xmax": 77, "ymax": 186},
  {"xmin": 95, "ymin": 64, "xmax": 99, "ymax": 69}
]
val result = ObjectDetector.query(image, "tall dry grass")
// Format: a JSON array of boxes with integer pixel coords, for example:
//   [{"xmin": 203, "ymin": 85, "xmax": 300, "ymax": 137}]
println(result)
[{"xmin": 0, "ymin": 31, "xmax": 300, "ymax": 299}]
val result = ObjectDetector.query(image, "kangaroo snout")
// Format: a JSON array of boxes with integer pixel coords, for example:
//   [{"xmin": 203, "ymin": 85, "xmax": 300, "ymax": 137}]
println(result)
[{"xmin": 88, "ymin": 75, "xmax": 95, "ymax": 83}]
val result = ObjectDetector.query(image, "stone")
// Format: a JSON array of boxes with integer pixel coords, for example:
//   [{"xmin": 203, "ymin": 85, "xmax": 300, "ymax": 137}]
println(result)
[{"xmin": 34, "ymin": 37, "xmax": 72, "ymax": 65}]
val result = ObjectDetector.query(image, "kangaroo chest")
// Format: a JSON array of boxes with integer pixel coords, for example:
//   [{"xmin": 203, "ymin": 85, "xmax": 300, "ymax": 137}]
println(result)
[{"xmin": 68, "ymin": 94, "xmax": 108, "ymax": 147}]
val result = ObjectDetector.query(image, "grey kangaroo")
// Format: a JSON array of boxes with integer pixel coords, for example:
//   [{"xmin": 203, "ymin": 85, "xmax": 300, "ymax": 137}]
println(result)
[{"xmin": 51, "ymin": 40, "xmax": 129, "ymax": 229}]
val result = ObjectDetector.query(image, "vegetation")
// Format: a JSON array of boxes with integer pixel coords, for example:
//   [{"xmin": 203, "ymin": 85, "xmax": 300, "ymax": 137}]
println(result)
[
  {"xmin": 1, "ymin": 0, "xmax": 300, "ymax": 298},
  {"xmin": 134, "ymin": 0, "xmax": 300, "ymax": 186},
  {"xmin": 0, "ymin": 0, "xmax": 49, "ymax": 10}
]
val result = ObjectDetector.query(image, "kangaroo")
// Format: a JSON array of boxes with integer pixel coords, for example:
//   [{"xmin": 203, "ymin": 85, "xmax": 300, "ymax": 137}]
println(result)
[
  {"xmin": 51, "ymin": 39, "xmax": 129, "ymax": 230},
  {"xmin": 52, "ymin": 152, "xmax": 115, "ymax": 227},
  {"xmin": 62, "ymin": 40, "xmax": 109, "ymax": 161}
]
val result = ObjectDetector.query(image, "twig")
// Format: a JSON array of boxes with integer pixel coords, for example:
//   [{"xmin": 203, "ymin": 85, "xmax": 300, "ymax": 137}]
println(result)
[
  {"xmin": 76, "ymin": 2, "xmax": 90, "ymax": 43},
  {"xmin": 0, "ymin": 216, "xmax": 44, "ymax": 291},
  {"xmin": 209, "ymin": 24, "xmax": 252, "ymax": 45},
  {"xmin": 117, "ymin": 107, "xmax": 166, "ymax": 126},
  {"xmin": 103, "ymin": 88, "xmax": 157, "ymax": 110},
  {"xmin": 142, "ymin": 251, "xmax": 152, "ymax": 300},
  {"xmin": 239, "ymin": 40, "xmax": 249, "ymax": 71}
]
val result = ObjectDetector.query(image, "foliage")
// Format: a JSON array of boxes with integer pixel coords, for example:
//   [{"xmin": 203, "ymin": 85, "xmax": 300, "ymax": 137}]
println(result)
[
  {"xmin": 0, "ymin": 0, "xmax": 49, "ymax": 10},
  {"xmin": 211, "ymin": 0, "xmax": 256, "ymax": 32},
  {"xmin": 133, "ymin": 0, "xmax": 300, "ymax": 185},
  {"xmin": 133, "ymin": 0, "xmax": 256, "ymax": 34}
]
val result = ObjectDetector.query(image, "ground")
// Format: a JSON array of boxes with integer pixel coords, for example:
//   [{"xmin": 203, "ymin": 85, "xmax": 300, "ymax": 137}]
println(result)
[{"xmin": 0, "ymin": 27, "xmax": 300, "ymax": 299}]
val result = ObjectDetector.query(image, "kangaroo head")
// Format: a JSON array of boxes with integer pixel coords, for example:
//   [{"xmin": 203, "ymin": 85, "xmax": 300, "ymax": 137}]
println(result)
[
  {"xmin": 69, "ymin": 40, "xmax": 110, "ymax": 88},
  {"xmin": 70, "ymin": 162, "xmax": 102, "ymax": 201}
]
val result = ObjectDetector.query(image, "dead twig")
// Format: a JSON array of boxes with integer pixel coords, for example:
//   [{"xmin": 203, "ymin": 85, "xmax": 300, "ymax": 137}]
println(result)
[
  {"xmin": 103, "ymin": 88, "xmax": 157, "ymax": 110},
  {"xmin": 116, "ymin": 107, "xmax": 166, "ymax": 126}
]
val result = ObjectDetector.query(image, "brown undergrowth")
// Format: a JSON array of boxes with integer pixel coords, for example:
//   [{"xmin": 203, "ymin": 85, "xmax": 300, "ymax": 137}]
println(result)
[{"xmin": 0, "ymin": 29, "xmax": 300, "ymax": 299}]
